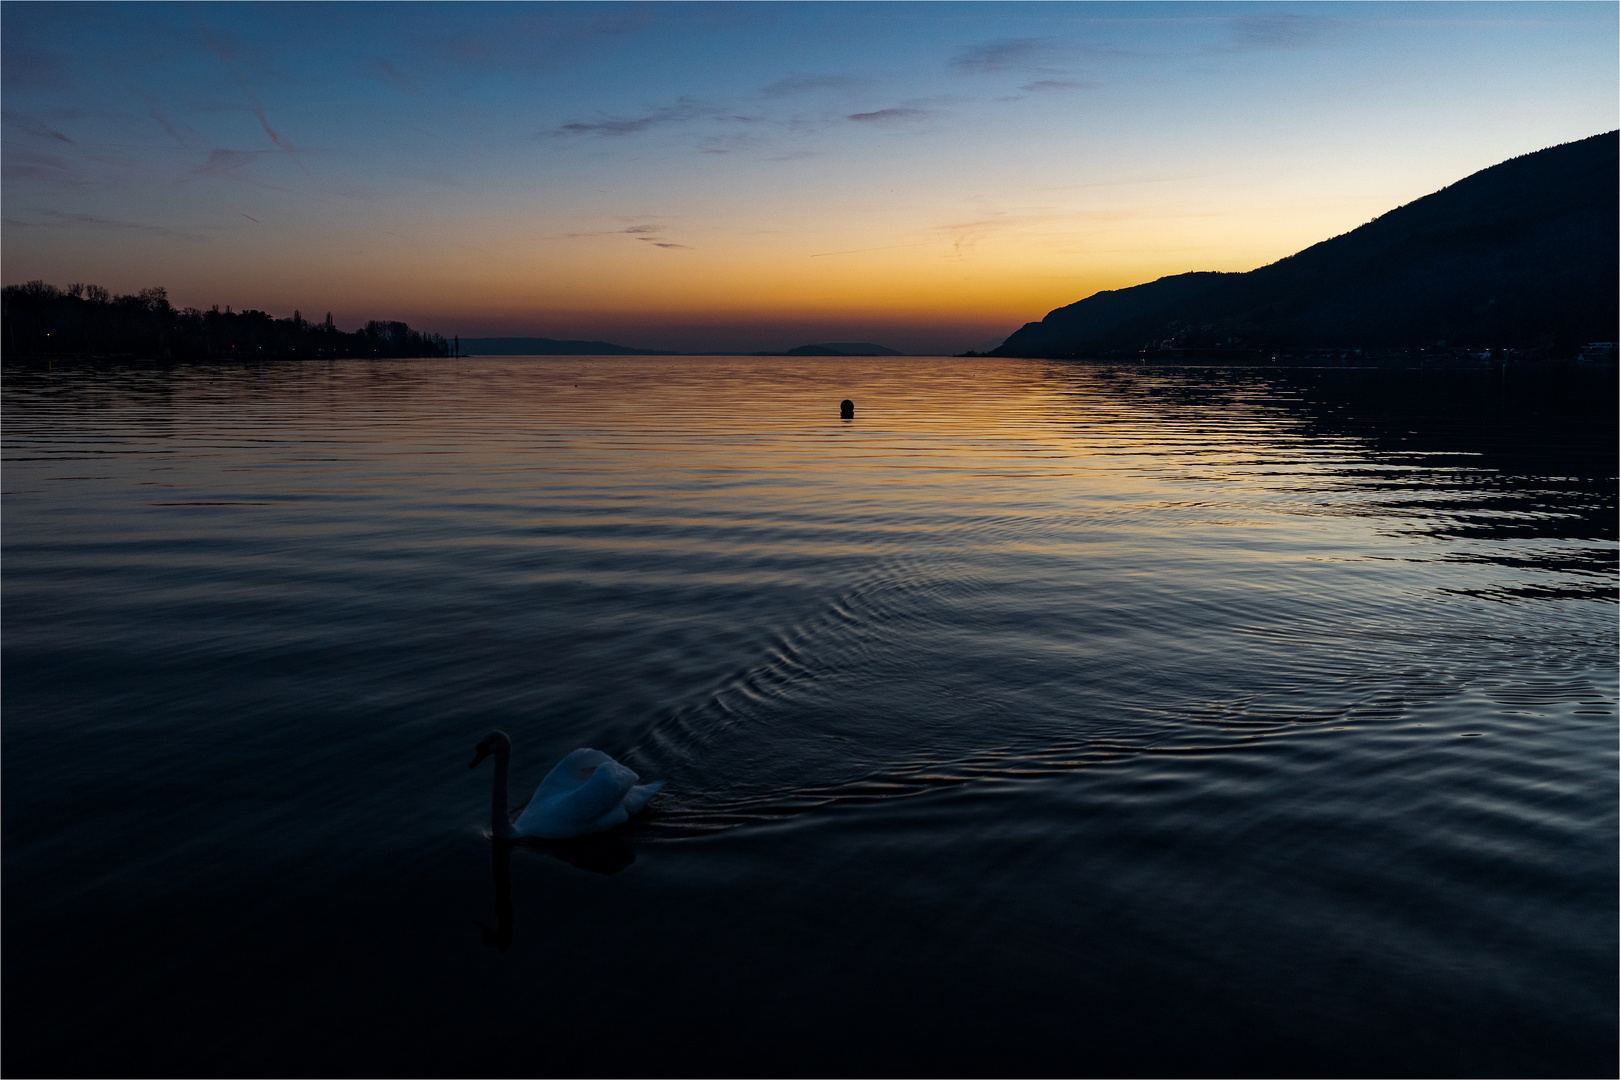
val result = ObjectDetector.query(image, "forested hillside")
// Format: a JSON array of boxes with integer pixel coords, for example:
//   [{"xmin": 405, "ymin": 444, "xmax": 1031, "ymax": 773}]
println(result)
[{"xmin": 994, "ymin": 132, "xmax": 1618, "ymax": 359}]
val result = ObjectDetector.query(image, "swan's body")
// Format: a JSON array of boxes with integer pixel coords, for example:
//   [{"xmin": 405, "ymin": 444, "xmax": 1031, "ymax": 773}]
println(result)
[{"xmin": 470, "ymin": 731, "xmax": 664, "ymax": 839}]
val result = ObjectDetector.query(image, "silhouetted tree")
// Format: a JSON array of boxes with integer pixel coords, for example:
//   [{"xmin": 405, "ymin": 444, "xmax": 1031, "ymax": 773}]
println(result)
[{"xmin": 0, "ymin": 282, "xmax": 449, "ymax": 361}]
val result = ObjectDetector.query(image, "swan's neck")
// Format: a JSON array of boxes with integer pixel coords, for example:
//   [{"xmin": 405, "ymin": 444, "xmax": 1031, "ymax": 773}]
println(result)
[{"xmin": 490, "ymin": 750, "xmax": 516, "ymax": 839}]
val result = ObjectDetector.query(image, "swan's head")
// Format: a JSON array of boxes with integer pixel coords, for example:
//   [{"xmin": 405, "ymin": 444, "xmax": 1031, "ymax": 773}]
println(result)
[{"xmin": 469, "ymin": 730, "xmax": 512, "ymax": 769}]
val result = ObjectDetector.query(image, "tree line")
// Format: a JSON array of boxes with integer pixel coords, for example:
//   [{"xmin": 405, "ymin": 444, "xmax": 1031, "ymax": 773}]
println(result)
[{"xmin": 1, "ymin": 280, "xmax": 450, "ymax": 361}]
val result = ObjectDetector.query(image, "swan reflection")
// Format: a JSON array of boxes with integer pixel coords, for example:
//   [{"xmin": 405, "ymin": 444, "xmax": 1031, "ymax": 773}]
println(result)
[
  {"xmin": 477, "ymin": 833, "xmax": 636, "ymax": 952},
  {"xmin": 477, "ymin": 841, "xmax": 515, "ymax": 952}
]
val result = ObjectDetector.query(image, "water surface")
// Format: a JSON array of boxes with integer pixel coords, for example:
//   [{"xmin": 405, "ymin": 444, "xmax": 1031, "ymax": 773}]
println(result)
[{"xmin": 4, "ymin": 356, "xmax": 1614, "ymax": 1076}]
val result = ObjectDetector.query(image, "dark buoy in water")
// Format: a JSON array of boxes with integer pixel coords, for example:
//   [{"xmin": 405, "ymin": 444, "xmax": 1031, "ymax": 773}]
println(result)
[{"xmin": 839, "ymin": 398, "xmax": 854, "ymax": 419}]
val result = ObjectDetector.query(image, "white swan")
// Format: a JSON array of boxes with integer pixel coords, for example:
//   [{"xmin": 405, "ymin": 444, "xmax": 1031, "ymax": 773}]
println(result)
[{"xmin": 469, "ymin": 730, "xmax": 664, "ymax": 839}]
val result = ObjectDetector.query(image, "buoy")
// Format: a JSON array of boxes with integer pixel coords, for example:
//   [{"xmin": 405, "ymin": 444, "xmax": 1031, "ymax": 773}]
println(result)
[{"xmin": 839, "ymin": 399, "xmax": 854, "ymax": 418}]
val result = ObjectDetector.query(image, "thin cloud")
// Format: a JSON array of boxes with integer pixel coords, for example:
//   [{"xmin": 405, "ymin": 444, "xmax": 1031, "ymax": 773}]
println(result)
[
  {"xmin": 192, "ymin": 148, "xmax": 284, "ymax": 189},
  {"xmin": 951, "ymin": 36, "xmax": 1125, "ymax": 76},
  {"xmin": 1219, "ymin": 15, "xmax": 1323, "ymax": 52},
  {"xmin": 409, "ymin": 171, "xmax": 466, "ymax": 189},
  {"xmin": 931, "ymin": 210, "xmax": 1074, "ymax": 258},
  {"xmin": 247, "ymin": 100, "xmax": 295, "ymax": 156},
  {"xmin": 548, "ymin": 98, "xmax": 709, "ymax": 137},
  {"xmin": 950, "ymin": 38, "xmax": 1049, "ymax": 74},
  {"xmin": 1022, "ymin": 79, "xmax": 1098, "ymax": 92},
  {"xmin": 4, "ymin": 110, "xmax": 75, "ymax": 144},
  {"xmin": 182, "ymin": 99, "xmax": 241, "ymax": 115},
  {"xmin": 760, "ymin": 74, "xmax": 862, "ymax": 99},
  {"xmin": 546, "ymin": 97, "xmax": 764, "ymax": 138},
  {"xmin": 937, "ymin": 216, "xmax": 1017, "ymax": 257},
  {"xmin": 424, "ymin": 9, "xmax": 653, "ymax": 73},
  {"xmin": 698, "ymin": 132, "xmax": 769, "ymax": 155},
  {"xmin": 148, "ymin": 105, "xmax": 204, "ymax": 149},
  {"xmin": 848, "ymin": 108, "xmax": 928, "ymax": 124},
  {"xmin": 31, "ymin": 209, "xmax": 183, "ymax": 237},
  {"xmin": 556, "ymin": 222, "xmax": 690, "ymax": 248},
  {"xmin": 1, "ymin": 46, "xmax": 74, "ymax": 91},
  {"xmin": 2, "ymin": 150, "xmax": 76, "ymax": 181},
  {"xmin": 196, "ymin": 148, "xmax": 264, "ymax": 176},
  {"xmin": 365, "ymin": 57, "xmax": 416, "ymax": 93},
  {"xmin": 556, "ymin": 115, "xmax": 666, "ymax": 136},
  {"xmin": 810, "ymin": 240, "xmax": 939, "ymax": 258},
  {"xmin": 199, "ymin": 25, "xmax": 309, "ymax": 173}
]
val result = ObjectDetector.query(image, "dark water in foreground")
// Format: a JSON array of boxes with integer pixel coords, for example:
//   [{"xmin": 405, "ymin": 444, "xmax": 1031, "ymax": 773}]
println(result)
[{"xmin": 4, "ymin": 356, "xmax": 1615, "ymax": 1077}]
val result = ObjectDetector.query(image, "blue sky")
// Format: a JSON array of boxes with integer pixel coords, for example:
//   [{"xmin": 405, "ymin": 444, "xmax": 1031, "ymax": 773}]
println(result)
[{"xmin": 4, "ymin": 2, "xmax": 1615, "ymax": 352}]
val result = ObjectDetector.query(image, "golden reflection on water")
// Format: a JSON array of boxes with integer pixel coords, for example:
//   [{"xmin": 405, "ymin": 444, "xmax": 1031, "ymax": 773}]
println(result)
[{"xmin": 2, "ymin": 355, "xmax": 1614, "ymax": 1078}]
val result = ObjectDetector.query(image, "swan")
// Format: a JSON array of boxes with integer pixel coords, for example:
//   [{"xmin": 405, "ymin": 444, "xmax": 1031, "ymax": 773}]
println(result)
[{"xmin": 469, "ymin": 730, "xmax": 665, "ymax": 839}]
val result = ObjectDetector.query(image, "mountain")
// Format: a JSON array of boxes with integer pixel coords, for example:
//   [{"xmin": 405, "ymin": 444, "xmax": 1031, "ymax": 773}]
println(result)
[
  {"xmin": 459, "ymin": 337, "xmax": 677, "ymax": 356},
  {"xmin": 782, "ymin": 342, "xmax": 903, "ymax": 356},
  {"xmin": 993, "ymin": 131, "xmax": 1618, "ymax": 359}
]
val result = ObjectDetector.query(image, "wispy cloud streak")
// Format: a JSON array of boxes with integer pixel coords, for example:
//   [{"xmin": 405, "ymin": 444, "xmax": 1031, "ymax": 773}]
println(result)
[
  {"xmin": 548, "ymin": 98, "xmax": 711, "ymax": 137},
  {"xmin": 848, "ymin": 108, "xmax": 928, "ymax": 124},
  {"xmin": 199, "ymin": 24, "xmax": 309, "ymax": 174},
  {"xmin": 2, "ymin": 150, "xmax": 75, "ymax": 180},
  {"xmin": 1022, "ymin": 79, "xmax": 1098, "ymax": 93},
  {"xmin": 365, "ymin": 57, "xmax": 416, "ymax": 92},
  {"xmin": 1218, "ymin": 15, "xmax": 1323, "ymax": 52},
  {"xmin": 950, "ymin": 38, "xmax": 1050, "ymax": 74},
  {"xmin": 760, "ymin": 74, "xmax": 862, "ymax": 99},
  {"xmin": 148, "ymin": 105, "xmax": 204, "ymax": 148},
  {"xmin": 191, "ymin": 147, "xmax": 286, "ymax": 190},
  {"xmin": 4, "ymin": 109, "xmax": 75, "ymax": 143},
  {"xmin": 10, "ymin": 208, "xmax": 187, "ymax": 237}
]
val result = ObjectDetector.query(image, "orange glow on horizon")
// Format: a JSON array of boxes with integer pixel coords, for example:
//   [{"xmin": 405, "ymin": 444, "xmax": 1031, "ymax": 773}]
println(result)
[{"xmin": 5, "ymin": 2, "xmax": 1613, "ymax": 353}]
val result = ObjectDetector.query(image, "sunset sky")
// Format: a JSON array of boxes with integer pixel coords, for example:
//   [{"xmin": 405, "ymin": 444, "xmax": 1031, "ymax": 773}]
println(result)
[{"xmin": 3, "ymin": 1, "xmax": 1615, "ymax": 353}]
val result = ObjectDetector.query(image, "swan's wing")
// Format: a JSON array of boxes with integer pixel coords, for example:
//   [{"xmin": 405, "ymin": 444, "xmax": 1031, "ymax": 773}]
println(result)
[
  {"xmin": 561, "ymin": 758, "xmax": 639, "ymax": 822},
  {"xmin": 515, "ymin": 756, "xmax": 639, "ymax": 838},
  {"xmin": 531, "ymin": 748, "xmax": 623, "ymax": 803},
  {"xmin": 622, "ymin": 780, "xmax": 665, "ymax": 816}
]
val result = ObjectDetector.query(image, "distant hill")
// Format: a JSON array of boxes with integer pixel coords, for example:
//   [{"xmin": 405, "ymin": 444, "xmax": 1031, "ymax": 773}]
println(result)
[
  {"xmin": 993, "ymin": 131, "xmax": 1618, "ymax": 358},
  {"xmin": 782, "ymin": 342, "xmax": 902, "ymax": 356},
  {"xmin": 460, "ymin": 337, "xmax": 677, "ymax": 356}
]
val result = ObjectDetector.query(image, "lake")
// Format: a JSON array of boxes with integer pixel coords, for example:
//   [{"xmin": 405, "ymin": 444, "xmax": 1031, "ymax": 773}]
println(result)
[{"xmin": 3, "ymin": 355, "xmax": 1614, "ymax": 1077}]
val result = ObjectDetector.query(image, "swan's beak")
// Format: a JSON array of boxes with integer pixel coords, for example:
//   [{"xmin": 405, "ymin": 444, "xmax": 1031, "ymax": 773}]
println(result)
[{"xmin": 469, "ymin": 744, "xmax": 492, "ymax": 769}]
